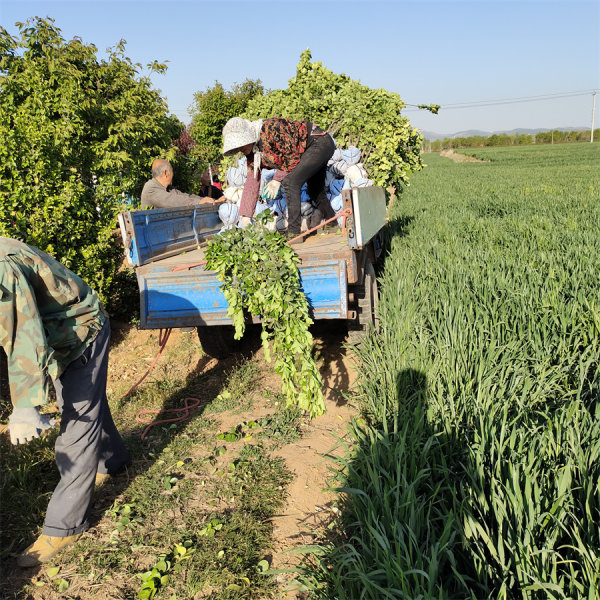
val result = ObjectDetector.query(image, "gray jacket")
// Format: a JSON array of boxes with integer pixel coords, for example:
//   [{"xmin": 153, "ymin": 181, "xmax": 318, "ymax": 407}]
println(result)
[{"xmin": 141, "ymin": 178, "xmax": 205, "ymax": 209}]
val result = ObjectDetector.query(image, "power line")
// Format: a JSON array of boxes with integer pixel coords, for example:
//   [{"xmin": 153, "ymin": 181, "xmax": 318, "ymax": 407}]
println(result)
[{"xmin": 403, "ymin": 89, "xmax": 597, "ymax": 112}]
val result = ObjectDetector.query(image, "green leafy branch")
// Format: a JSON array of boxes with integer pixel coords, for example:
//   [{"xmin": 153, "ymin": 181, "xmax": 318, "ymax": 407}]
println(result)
[
  {"xmin": 205, "ymin": 216, "xmax": 325, "ymax": 417},
  {"xmin": 243, "ymin": 48, "xmax": 424, "ymax": 193},
  {"xmin": 417, "ymin": 103, "xmax": 441, "ymax": 114},
  {"xmin": 138, "ymin": 540, "xmax": 195, "ymax": 599}
]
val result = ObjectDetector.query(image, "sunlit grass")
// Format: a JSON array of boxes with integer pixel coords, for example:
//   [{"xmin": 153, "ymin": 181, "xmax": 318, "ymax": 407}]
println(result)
[
  {"xmin": 299, "ymin": 143, "xmax": 600, "ymax": 598},
  {"xmin": 1, "ymin": 337, "xmax": 294, "ymax": 599}
]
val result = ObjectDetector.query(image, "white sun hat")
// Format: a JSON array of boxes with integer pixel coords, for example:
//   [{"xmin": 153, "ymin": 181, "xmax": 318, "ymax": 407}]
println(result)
[{"xmin": 222, "ymin": 117, "xmax": 263, "ymax": 156}]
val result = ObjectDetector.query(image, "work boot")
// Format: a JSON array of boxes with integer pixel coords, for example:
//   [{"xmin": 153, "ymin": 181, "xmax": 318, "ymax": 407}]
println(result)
[
  {"xmin": 17, "ymin": 534, "xmax": 81, "ymax": 567},
  {"xmin": 286, "ymin": 232, "xmax": 304, "ymax": 245},
  {"xmin": 95, "ymin": 472, "xmax": 111, "ymax": 487}
]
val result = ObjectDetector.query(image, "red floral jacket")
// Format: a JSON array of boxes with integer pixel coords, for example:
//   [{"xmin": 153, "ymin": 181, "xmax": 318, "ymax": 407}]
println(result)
[
  {"xmin": 258, "ymin": 118, "xmax": 309, "ymax": 172},
  {"xmin": 240, "ymin": 118, "xmax": 309, "ymax": 217}
]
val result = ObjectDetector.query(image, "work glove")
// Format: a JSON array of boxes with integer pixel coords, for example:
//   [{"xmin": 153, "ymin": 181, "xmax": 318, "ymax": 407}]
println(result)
[
  {"xmin": 263, "ymin": 180, "xmax": 281, "ymax": 200},
  {"xmin": 8, "ymin": 407, "xmax": 56, "ymax": 445},
  {"xmin": 238, "ymin": 216, "xmax": 252, "ymax": 229}
]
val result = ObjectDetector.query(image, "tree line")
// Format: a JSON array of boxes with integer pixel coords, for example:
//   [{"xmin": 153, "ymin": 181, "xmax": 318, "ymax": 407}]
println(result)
[
  {"xmin": 1, "ymin": 19, "xmax": 424, "ymax": 315},
  {"xmin": 425, "ymin": 129, "xmax": 599, "ymax": 151}
]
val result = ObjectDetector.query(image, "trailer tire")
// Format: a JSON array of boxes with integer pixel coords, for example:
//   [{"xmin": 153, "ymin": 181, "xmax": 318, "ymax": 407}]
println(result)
[
  {"xmin": 347, "ymin": 260, "xmax": 379, "ymax": 345},
  {"xmin": 196, "ymin": 325, "xmax": 239, "ymax": 359}
]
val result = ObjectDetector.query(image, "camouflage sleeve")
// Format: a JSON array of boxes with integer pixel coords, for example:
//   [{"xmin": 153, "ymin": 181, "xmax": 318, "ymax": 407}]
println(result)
[{"xmin": 0, "ymin": 258, "xmax": 54, "ymax": 409}]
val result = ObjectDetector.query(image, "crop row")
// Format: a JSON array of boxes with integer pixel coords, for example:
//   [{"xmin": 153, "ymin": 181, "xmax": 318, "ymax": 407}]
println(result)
[{"xmin": 301, "ymin": 143, "xmax": 600, "ymax": 598}]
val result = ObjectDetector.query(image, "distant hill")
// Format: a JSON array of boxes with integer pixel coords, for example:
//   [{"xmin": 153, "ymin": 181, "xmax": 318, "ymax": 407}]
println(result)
[{"xmin": 420, "ymin": 127, "xmax": 589, "ymax": 141}]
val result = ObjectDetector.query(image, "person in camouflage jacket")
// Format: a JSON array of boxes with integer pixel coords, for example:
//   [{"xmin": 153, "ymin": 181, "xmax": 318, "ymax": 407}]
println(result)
[{"xmin": 0, "ymin": 237, "xmax": 130, "ymax": 567}]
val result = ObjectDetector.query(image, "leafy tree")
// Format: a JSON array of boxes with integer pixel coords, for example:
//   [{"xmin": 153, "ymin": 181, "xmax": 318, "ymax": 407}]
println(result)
[
  {"xmin": 242, "ymin": 49, "xmax": 424, "ymax": 193},
  {"xmin": 0, "ymin": 17, "xmax": 182, "ymax": 309},
  {"xmin": 189, "ymin": 79, "xmax": 264, "ymax": 167},
  {"xmin": 514, "ymin": 134, "xmax": 533, "ymax": 145}
]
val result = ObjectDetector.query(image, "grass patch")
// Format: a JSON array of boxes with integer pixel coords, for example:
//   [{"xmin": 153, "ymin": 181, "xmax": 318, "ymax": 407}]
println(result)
[
  {"xmin": 256, "ymin": 402, "xmax": 303, "ymax": 448},
  {"xmin": 1, "ymin": 332, "xmax": 297, "ymax": 600},
  {"xmin": 205, "ymin": 359, "xmax": 260, "ymax": 414}
]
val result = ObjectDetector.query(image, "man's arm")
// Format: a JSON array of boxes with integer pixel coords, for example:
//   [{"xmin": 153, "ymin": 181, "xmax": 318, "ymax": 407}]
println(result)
[
  {"xmin": 0, "ymin": 259, "xmax": 54, "ymax": 409},
  {"xmin": 142, "ymin": 179, "xmax": 213, "ymax": 209}
]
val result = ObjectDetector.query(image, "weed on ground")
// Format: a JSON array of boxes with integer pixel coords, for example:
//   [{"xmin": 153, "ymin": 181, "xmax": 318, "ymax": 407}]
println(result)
[{"xmin": 0, "ymin": 328, "xmax": 313, "ymax": 599}]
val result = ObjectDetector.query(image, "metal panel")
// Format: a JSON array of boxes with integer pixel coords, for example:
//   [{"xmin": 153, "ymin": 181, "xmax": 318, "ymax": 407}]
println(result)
[
  {"xmin": 301, "ymin": 260, "xmax": 348, "ymax": 320},
  {"xmin": 137, "ymin": 260, "xmax": 347, "ymax": 329},
  {"xmin": 120, "ymin": 205, "xmax": 222, "ymax": 267},
  {"xmin": 351, "ymin": 186, "xmax": 387, "ymax": 248},
  {"xmin": 139, "ymin": 269, "xmax": 230, "ymax": 329}
]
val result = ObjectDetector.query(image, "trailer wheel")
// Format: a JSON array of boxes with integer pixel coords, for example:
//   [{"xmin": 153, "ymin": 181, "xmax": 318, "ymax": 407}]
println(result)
[
  {"xmin": 196, "ymin": 325, "xmax": 240, "ymax": 359},
  {"xmin": 347, "ymin": 260, "xmax": 379, "ymax": 345}
]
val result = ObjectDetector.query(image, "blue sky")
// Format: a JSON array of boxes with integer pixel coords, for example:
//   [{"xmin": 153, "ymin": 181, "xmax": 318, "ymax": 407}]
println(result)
[{"xmin": 2, "ymin": 0, "xmax": 598, "ymax": 136}]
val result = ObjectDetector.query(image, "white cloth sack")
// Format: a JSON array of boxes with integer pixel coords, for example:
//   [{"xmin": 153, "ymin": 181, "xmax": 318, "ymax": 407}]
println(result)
[
  {"xmin": 346, "ymin": 163, "xmax": 368, "ymax": 184},
  {"xmin": 218, "ymin": 202, "xmax": 240, "ymax": 233},
  {"xmin": 226, "ymin": 157, "xmax": 248, "ymax": 187},
  {"xmin": 328, "ymin": 148, "xmax": 343, "ymax": 164},
  {"xmin": 342, "ymin": 146, "xmax": 361, "ymax": 165},
  {"xmin": 223, "ymin": 186, "xmax": 243, "ymax": 204},
  {"xmin": 300, "ymin": 201, "xmax": 314, "ymax": 216},
  {"xmin": 328, "ymin": 159, "xmax": 348, "ymax": 177}
]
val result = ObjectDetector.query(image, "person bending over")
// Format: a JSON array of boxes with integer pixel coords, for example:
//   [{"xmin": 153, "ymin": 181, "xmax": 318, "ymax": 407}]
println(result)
[
  {"xmin": 0, "ymin": 237, "xmax": 130, "ymax": 567},
  {"xmin": 222, "ymin": 117, "xmax": 336, "ymax": 243}
]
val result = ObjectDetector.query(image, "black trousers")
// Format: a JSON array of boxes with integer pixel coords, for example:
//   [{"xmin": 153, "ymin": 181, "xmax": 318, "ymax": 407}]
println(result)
[{"xmin": 282, "ymin": 133, "xmax": 336, "ymax": 234}]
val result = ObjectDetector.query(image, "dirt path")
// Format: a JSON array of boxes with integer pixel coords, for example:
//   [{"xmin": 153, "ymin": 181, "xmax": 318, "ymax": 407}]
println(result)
[
  {"xmin": 440, "ymin": 149, "xmax": 487, "ymax": 163},
  {"xmin": 270, "ymin": 341, "xmax": 356, "ymax": 597},
  {"xmin": 114, "ymin": 321, "xmax": 358, "ymax": 598},
  {"xmin": 206, "ymin": 323, "xmax": 358, "ymax": 597}
]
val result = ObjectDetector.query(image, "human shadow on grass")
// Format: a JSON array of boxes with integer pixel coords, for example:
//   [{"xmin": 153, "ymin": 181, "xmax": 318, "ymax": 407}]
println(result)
[
  {"xmin": 386, "ymin": 213, "xmax": 415, "ymax": 240},
  {"xmin": 295, "ymin": 368, "xmax": 486, "ymax": 599}
]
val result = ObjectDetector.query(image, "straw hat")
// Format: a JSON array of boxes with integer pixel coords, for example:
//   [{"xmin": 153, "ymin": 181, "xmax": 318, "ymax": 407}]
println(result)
[{"xmin": 222, "ymin": 118, "xmax": 260, "ymax": 156}]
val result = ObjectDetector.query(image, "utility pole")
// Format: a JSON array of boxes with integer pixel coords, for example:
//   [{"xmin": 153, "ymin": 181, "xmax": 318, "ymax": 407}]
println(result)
[{"xmin": 591, "ymin": 91, "xmax": 597, "ymax": 143}]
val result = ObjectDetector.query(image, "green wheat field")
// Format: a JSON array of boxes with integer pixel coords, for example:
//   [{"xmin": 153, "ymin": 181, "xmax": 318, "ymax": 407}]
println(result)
[{"xmin": 301, "ymin": 142, "xmax": 600, "ymax": 599}]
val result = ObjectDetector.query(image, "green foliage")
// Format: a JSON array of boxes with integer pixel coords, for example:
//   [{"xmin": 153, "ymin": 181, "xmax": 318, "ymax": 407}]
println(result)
[
  {"xmin": 0, "ymin": 17, "xmax": 182, "ymax": 308},
  {"xmin": 300, "ymin": 143, "xmax": 600, "ymax": 597},
  {"xmin": 107, "ymin": 500, "xmax": 143, "ymax": 538},
  {"xmin": 204, "ymin": 217, "xmax": 325, "ymax": 417},
  {"xmin": 189, "ymin": 78, "xmax": 264, "ymax": 167},
  {"xmin": 257, "ymin": 402, "xmax": 303, "ymax": 447},
  {"xmin": 417, "ymin": 103, "xmax": 440, "ymax": 114},
  {"xmin": 138, "ymin": 540, "xmax": 195, "ymax": 599},
  {"xmin": 243, "ymin": 49, "xmax": 423, "ymax": 192}
]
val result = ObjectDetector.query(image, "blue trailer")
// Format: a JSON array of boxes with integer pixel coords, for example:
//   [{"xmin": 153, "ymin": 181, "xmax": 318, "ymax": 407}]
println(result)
[{"xmin": 118, "ymin": 185, "xmax": 386, "ymax": 357}]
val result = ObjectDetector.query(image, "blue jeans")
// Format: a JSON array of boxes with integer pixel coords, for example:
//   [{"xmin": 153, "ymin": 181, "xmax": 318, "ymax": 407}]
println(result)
[{"xmin": 43, "ymin": 319, "xmax": 129, "ymax": 537}]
